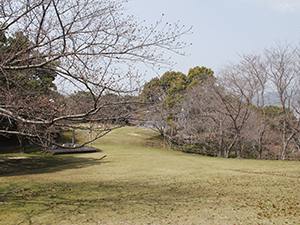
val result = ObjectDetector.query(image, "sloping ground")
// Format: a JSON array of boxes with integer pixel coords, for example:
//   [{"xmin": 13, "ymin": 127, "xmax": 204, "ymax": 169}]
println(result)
[{"xmin": 0, "ymin": 127, "xmax": 300, "ymax": 225}]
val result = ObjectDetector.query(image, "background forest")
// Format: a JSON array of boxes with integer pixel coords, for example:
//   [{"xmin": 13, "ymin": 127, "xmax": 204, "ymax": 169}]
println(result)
[
  {"xmin": 139, "ymin": 44, "xmax": 300, "ymax": 160},
  {"xmin": 1, "ymin": 0, "xmax": 300, "ymax": 161}
]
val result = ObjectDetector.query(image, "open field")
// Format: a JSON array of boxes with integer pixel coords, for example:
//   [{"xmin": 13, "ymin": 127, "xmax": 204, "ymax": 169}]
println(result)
[{"xmin": 1, "ymin": 126, "xmax": 300, "ymax": 224}]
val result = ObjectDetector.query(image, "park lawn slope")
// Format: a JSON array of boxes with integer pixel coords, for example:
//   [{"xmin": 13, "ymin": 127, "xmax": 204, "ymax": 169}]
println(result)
[{"xmin": 0, "ymin": 126, "xmax": 300, "ymax": 224}]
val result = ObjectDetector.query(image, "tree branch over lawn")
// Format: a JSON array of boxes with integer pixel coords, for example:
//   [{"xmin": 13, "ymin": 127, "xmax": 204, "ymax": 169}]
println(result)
[{"xmin": 0, "ymin": 0, "xmax": 191, "ymax": 148}]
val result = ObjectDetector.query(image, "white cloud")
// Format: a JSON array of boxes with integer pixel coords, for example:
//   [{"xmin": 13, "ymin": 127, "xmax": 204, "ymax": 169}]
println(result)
[{"xmin": 243, "ymin": 0, "xmax": 300, "ymax": 13}]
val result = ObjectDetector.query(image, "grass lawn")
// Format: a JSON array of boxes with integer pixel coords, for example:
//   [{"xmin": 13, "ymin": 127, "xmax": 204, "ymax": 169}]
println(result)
[{"xmin": 0, "ymin": 126, "xmax": 300, "ymax": 224}]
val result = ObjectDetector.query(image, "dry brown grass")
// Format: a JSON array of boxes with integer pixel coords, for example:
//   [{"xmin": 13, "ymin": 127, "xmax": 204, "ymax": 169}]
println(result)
[{"xmin": 0, "ymin": 127, "xmax": 300, "ymax": 224}]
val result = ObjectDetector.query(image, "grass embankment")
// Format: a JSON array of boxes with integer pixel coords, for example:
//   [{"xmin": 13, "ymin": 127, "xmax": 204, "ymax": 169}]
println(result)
[{"xmin": 0, "ymin": 126, "xmax": 300, "ymax": 224}]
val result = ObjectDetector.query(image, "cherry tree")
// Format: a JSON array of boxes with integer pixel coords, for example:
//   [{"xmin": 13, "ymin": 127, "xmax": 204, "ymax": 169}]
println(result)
[{"xmin": 0, "ymin": 0, "xmax": 191, "ymax": 148}]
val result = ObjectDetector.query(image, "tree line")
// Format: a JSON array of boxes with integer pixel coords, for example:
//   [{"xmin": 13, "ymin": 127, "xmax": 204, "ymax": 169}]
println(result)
[
  {"xmin": 139, "ymin": 43, "xmax": 300, "ymax": 160},
  {"xmin": 1, "ymin": 1, "xmax": 299, "ymax": 161}
]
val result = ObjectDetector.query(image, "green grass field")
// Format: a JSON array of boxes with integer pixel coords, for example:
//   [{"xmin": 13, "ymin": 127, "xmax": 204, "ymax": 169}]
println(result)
[{"xmin": 1, "ymin": 126, "xmax": 300, "ymax": 224}]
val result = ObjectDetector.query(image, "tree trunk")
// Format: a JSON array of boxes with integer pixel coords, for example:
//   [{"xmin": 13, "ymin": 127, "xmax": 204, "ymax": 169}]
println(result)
[
  {"xmin": 281, "ymin": 132, "xmax": 296, "ymax": 160},
  {"xmin": 17, "ymin": 135, "xmax": 25, "ymax": 153},
  {"xmin": 257, "ymin": 128, "xmax": 266, "ymax": 159},
  {"xmin": 224, "ymin": 138, "xmax": 237, "ymax": 158},
  {"xmin": 281, "ymin": 142, "xmax": 287, "ymax": 160},
  {"xmin": 223, "ymin": 149, "xmax": 229, "ymax": 158},
  {"xmin": 236, "ymin": 143, "xmax": 244, "ymax": 159},
  {"xmin": 217, "ymin": 139, "xmax": 223, "ymax": 157}
]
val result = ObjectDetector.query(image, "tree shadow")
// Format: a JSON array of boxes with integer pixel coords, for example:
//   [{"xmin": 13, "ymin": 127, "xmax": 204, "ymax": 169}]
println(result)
[
  {"xmin": 0, "ymin": 153, "xmax": 109, "ymax": 177},
  {"xmin": 146, "ymin": 134, "xmax": 163, "ymax": 141}
]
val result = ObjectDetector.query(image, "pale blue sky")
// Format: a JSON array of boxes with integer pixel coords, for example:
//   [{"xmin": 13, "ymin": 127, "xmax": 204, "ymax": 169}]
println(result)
[{"xmin": 126, "ymin": 0, "xmax": 300, "ymax": 80}]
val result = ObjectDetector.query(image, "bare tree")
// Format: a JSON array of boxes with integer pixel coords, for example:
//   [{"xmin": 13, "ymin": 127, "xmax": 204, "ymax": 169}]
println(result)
[
  {"xmin": 138, "ymin": 77, "xmax": 168, "ymax": 135},
  {"xmin": 233, "ymin": 53, "xmax": 269, "ymax": 159},
  {"xmin": 0, "ymin": 0, "xmax": 191, "ymax": 148},
  {"xmin": 215, "ymin": 44, "xmax": 300, "ymax": 160},
  {"xmin": 265, "ymin": 42, "xmax": 300, "ymax": 160},
  {"xmin": 222, "ymin": 43, "xmax": 300, "ymax": 160},
  {"xmin": 213, "ymin": 78, "xmax": 253, "ymax": 158},
  {"xmin": 178, "ymin": 65, "xmax": 255, "ymax": 158},
  {"xmin": 178, "ymin": 84, "xmax": 230, "ymax": 157}
]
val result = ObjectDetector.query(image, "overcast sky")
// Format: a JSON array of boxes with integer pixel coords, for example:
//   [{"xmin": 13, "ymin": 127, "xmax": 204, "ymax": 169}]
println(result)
[{"xmin": 126, "ymin": 0, "xmax": 300, "ymax": 81}]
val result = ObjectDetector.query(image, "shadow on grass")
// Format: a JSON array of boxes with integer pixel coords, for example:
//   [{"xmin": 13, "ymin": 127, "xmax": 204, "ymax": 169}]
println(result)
[
  {"xmin": 2, "ymin": 173, "xmax": 300, "ymax": 224},
  {"xmin": 146, "ymin": 134, "xmax": 163, "ymax": 141},
  {"xmin": 0, "ymin": 154, "xmax": 108, "ymax": 177},
  {"xmin": 0, "ymin": 178, "xmax": 243, "ymax": 225},
  {"xmin": 145, "ymin": 132, "xmax": 164, "ymax": 144}
]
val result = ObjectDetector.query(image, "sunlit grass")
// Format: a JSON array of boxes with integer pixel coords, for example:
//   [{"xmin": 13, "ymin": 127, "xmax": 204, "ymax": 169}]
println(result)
[{"xmin": 0, "ymin": 126, "xmax": 300, "ymax": 224}]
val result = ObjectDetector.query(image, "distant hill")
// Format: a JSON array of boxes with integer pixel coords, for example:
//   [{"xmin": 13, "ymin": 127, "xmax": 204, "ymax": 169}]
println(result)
[{"xmin": 252, "ymin": 91, "xmax": 297, "ymax": 107}]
